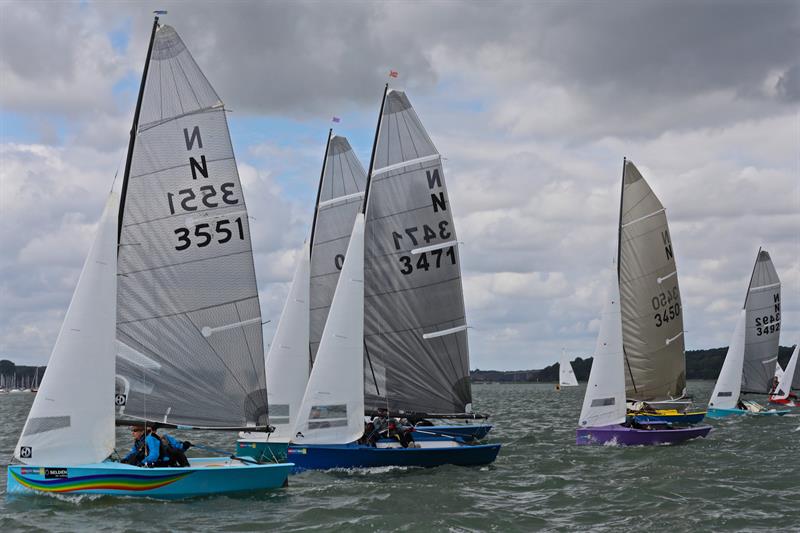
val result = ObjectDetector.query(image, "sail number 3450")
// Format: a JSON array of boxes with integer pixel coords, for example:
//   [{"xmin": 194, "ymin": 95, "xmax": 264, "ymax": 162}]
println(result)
[{"xmin": 652, "ymin": 287, "xmax": 681, "ymax": 328}]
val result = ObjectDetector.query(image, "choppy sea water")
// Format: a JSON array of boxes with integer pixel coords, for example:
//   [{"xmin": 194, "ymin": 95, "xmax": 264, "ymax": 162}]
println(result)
[{"xmin": 0, "ymin": 381, "xmax": 798, "ymax": 532}]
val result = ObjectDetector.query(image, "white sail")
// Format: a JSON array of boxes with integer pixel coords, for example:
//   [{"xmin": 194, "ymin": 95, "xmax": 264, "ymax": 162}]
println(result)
[
  {"xmin": 263, "ymin": 243, "xmax": 311, "ymax": 440},
  {"xmin": 709, "ymin": 310, "xmax": 747, "ymax": 410},
  {"xmin": 771, "ymin": 345, "xmax": 798, "ymax": 400},
  {"xmin": 579, "ymin": 273, "xmax": 627, "ymax": 428},
  {"xmin": 293, "ymin": 215, "xmax": 365, "ymax": 444},
  {"xmin": 559, "ymin": 349, "xmax": 579, "ymax": 387},
  {"xmin": 15, "ymin": 194, "xmax": 119, "ymax": 465}
]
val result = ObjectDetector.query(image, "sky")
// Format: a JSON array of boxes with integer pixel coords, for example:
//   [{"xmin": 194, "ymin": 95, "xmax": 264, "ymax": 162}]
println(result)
[{"xmin": 0, "ymin": 1, "xmax": 798, "ymax": 371}]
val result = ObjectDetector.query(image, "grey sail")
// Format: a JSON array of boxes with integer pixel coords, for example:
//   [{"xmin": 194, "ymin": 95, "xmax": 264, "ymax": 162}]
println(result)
[
  {"xmin": 363, "ymin": 90, "xmax": 471, "ymax": 415},
  {"xmin": 116, "ymin": 25, "xmax": 267, "ymax": 428},
  {"xmin": 741, "ymin": 250, "xmax": 781, "ymax": 394},
  {"xmin": 309, "ymin": 136, "xmax": 367, "ymax": 364},
  {"xmin": 619, "ymin": 161, "xmax": 686, "ymax": 401}
]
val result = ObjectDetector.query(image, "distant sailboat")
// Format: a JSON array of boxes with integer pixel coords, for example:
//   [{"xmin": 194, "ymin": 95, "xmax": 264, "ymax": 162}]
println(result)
[
  {"xmin": 8, "ymin": 16, "xmax": 292, "ymax": 498},
  {"xmin": 238, "ymin": 130, "xmax": 367, "ymax": 458},
  {"xmin": 708, "ymin": 249, "xmax": 789, "ymax": 417},
  {"xmin": 557, "ymin": 349, "xmax": 579, "ymax": 390},
  {"xmin": 576, "ymin": 160, "xmax": 712, "ymax": 445},
  {"xmin": 769, "ymin": 345, "xmax": 798, "ymax": 407}
]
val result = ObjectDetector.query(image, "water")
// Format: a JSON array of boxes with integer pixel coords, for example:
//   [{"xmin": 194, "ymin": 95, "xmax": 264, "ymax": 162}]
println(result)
[{"xmin": 1, "ymin": 382, "xmax": 798, "ymax": 532}]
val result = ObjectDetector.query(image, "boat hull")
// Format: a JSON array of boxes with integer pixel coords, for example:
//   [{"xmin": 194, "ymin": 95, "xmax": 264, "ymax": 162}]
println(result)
[
  {"xmin": 287, "ymin": 442, "xmax": 500, "ymax": 471},
  {"xmin": 706, "ymin": 407, "xmax": 791, "ymax": 418},
  {"xmin": 630, "ymin": 411, "xmax": 706, "ymax": 425},
  {"xmin": 7, "ymin": 458, "xmax": 293, "ymax": 499},
  {"xmin": 235, "ymin": 440, "xmax": 290, "ymax": 462},
  {"xmin": 575, "ymin": 424, "xmax": 712, "ymax": 446}
]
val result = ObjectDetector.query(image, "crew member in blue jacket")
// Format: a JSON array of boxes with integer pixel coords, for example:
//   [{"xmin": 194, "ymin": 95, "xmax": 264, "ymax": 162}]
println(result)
[{"xmin": 121, "ymin": 425, "xmax": 191, "ymax": 467}]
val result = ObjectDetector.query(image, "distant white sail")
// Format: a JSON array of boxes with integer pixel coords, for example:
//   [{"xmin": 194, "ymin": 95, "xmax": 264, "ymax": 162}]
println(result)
[
  {"xmin": 293, "ymin": 215, "xmax": 365, "ymax": 444},
  {"xmin": 579, "ymin": 273, "xmax": 627, "ymax": 428},
  {"xmin": 264, "ymin": 242, "xmax": 311, "ymax": 440},
  {"xmin": 709, "ymin": 310, "xmax": 747, "ymax": 410},
  {"xmin": 771, "ymin": 345, "xmax": 798, "ymax": 400},
  {"xmin": 741, "ymin": 250, "xmax": 781, "ymax": 394},
  {"xmin": 15, "ymin": 194, "xmax": 118, "ymax": 465},
  {"xmin": 619, "ymin": 161, "xmax": 685, "ymax": 401},
  {"xmin": 559, "ymin": 349, "xmax": 579, "ymax": 387}
]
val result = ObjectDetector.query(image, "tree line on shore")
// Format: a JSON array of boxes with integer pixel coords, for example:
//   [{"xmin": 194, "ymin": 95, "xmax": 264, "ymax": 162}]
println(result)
[{"xmin": 470, "ymin": 346, "xmax": 797, "ymax": 383}]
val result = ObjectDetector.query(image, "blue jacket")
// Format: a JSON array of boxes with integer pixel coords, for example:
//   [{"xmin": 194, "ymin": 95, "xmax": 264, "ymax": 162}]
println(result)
[{"xmin": 123, "ymin": 434, "xmax": 169, "ymax": 465}]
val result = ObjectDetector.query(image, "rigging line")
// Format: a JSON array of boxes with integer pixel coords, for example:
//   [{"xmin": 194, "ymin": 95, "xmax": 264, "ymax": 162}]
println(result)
[
  {"xmin": 167, "ymin": 58, "xmax": 186, "ymax": 116},
  {"xmin": 186, "ymin": 313, "xmax": 260, "ymax": 403},
  {"xmin": 347, "ymin": 151, "xmax": 361, "ymax": 190},
  {"xmin": 173, "ymin": 47, "xmax": 202, "ymax": 110},
  {"xmin": 233, "ymin": 302, "xmax": 268, "ymax": 420},
  {"xmin": 362, "ymin": 83, "xmax": 389, "ymax": 216},
  {"xmin": 364, "ymin": 341, "xmax": 381, "ymax": 397}
]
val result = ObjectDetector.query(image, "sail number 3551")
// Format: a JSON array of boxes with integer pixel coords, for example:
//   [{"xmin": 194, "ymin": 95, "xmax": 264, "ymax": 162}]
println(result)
[{"xmin": 174, "ymin": 218, "xmax": 244, "ymax": 250}]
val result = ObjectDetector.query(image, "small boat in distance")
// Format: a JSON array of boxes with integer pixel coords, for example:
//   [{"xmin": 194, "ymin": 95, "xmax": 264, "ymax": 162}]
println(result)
[
  {"xmin": 769, "ymin": 345, "xmax": 798, "ymax": 406},
  {"xmin": 708, "ymin": 250, "xmax": 790, "ymax": 417},
  {"xmin": 557, "ymin": 348, "xmax": 579, "ymax": 390},
  {"xmin": 577, "ymin": 160, "xmax": 711, "ymax": 446}
]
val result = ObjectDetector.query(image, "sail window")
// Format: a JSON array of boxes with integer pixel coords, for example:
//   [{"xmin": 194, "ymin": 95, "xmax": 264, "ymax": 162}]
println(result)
[
  {"xmin": 717, "ymin": 392, "xmax": 733, "ymax": 397},
  {"xmin": 23, "ymin": 416, "xmax": 71, "ymax": 437},
  {"xmin": 590, "ymin": 398, "xmax": 616, "ymax": 407},
  {"xmin": 307, "ymin": 404, "xmax": 348, "ymax": 429},
  {"xmin": 269, "ymin": 404, "xmax": 290, "ymax": 425}
]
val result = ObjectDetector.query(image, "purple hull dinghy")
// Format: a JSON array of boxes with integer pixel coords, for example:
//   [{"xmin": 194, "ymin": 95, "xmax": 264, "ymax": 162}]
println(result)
[{"xmin": 576, "ymin": 422, "xmax": 712, "ymax": 446}]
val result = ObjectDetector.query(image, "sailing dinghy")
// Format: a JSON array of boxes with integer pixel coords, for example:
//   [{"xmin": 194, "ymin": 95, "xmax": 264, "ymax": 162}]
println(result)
[
  {"xmin": 708, "ymin": 250, "xmax": 790, "ymax": 417},
  {"xmin": 238, "ymin": 131, "xmax": 367, "ymax": 459},
  {"xmin": 287, "ymin": 87, "xmax": 499, "ymax": 469},
  {"xmin": 769, "ymin": 345, "xmax": 798, "ymax": 407},
  {"xmin": 8, "ymin": 17, "xmax": 292, "ymax": 498},
  {"xmin": 557, "ymin": 349, "xmax": 579, "ymax": 390},
  {"xmin": 576, "ymin": 161, "xmax": 711, "ymax": 445}
]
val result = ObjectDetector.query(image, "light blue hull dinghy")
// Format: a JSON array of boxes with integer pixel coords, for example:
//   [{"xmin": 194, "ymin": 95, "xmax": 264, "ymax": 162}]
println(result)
[
  {"xmin": 287, "ymin": 441, "xmax": 500, "ymax": 472},
  {"xmin": 7, "ymin": 459, "xmax": 292, "ymax": 499},
  {"xmin": 706, "ymin": 407, "xmax": 790, "ymax": 418}
]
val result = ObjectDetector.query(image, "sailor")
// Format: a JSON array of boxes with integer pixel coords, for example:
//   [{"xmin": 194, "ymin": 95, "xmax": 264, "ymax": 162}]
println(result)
[
  {"xmin": 121, "ymin": 425, "xmax": 191, "ymax": 467},
  {"xmin": 367, "ymin": 408, "xmax": 389, "ymax": 447},
  {"xmin": 387, "ymin": 417, "xmax": 415, "ymax": 448}
]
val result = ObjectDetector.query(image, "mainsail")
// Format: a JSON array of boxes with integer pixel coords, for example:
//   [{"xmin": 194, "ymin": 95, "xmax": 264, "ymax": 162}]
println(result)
[
  {"xmin": 15, "ymin": 194, "xmax": 119, "ymax": 465},
  {"xmin": 741, "ymin": 250, "xmax": 781, "ymax": 394},
  {"xmin": 115, "ymin": 25, "xmax": 267, "ymax": 429},
  {"xmin": 309, "ymin": 135, "xmax": 367, "ymax": 363},
  {"xmin": 363, "ymin": 90, "xmax": 471, "ymax": 415},
  {"xmin": 618, "ymin": 161, "xmax": 686, "ymax": 401}
]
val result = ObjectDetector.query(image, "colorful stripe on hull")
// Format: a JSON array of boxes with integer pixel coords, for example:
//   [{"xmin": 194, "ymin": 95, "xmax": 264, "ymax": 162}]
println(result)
[{"xmin": 9, "ymin": 469, "xmax": 191, "ymax": 493}]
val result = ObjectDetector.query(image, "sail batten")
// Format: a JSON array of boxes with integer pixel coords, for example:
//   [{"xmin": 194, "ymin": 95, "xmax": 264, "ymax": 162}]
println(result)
[{"xmin": 116, "ymin": 24, "xmax": 267, "ymax": 429}]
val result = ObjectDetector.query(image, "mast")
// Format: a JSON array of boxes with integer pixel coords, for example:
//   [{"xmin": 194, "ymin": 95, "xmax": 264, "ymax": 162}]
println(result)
[
  {"xmin": 618, "ymin": 158, "xmax": 638, "ymax": 393},
  {"xmin": 308, "ymin": 128, "xmax": 333, "ymax": 253},
  {"xmin": 361, "ymin": 83, "xmax": 389, "ymax": 215},
  {"xmin": 742, "ymin": 246, "xmax": 762, "ymax": 310},
  {"xmin": 118, "ymin": 16, "xmax": 160, "ymax": 244}
]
